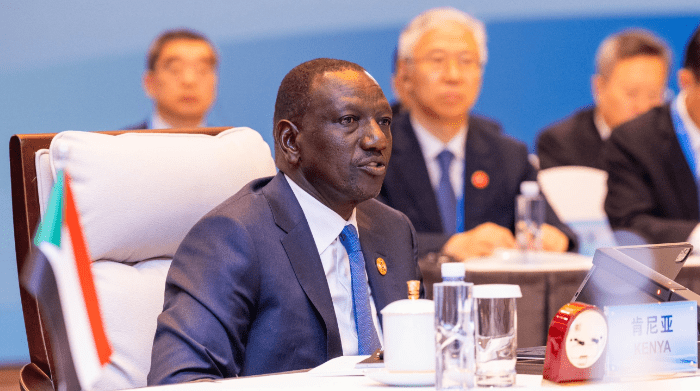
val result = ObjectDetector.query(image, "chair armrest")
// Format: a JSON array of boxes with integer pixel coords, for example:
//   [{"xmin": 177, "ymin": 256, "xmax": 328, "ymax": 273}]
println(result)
[{"xmin": 19, "ymin": 363, "xmax": 53, "ymax": 391}]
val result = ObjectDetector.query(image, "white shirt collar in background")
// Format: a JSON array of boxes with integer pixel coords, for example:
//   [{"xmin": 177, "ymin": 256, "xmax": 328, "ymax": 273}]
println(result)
[
  {"xmin": 410, "ymin": 114, "xmax": 467, "ymax": 198},
  {"xmin": 676, "ymin": 90, "xmax": 700, "ymax": 154},
  {"xmin": 150, "ymin": 111, "xmax": 206, "ymax": 129},
  {"xmin": 593, "ymin": 109, "xmax": 612, "ymax": 141}
]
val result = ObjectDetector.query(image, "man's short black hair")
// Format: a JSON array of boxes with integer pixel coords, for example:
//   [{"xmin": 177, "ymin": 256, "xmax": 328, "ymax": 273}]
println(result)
[
  {"xmin": 684, "ymin": 24, "xmax": 700, "ymax": 80},
  {"xmin": 147, "ymin": 28, "xmax": 217, "ymax": 71},
  {"xmin": 273, "ymin": 58, "xmax": 366, "ymax": 128}
]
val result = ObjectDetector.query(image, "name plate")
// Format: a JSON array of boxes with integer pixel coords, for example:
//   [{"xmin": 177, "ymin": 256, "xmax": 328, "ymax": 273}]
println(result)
[{"xmin": 604, "ymin": 301, "xmax": 697, "ymax": 378}]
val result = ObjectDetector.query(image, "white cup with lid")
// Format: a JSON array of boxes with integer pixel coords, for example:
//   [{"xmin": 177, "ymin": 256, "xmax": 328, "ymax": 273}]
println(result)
[{"xmin": 381, "ymin": 297, "xmax": 435, "ymax": 372}]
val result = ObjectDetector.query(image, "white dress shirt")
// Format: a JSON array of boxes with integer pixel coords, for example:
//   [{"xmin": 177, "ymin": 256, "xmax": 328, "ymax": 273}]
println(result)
[
  {"xmin": 285, "ymin": 174, "xmax": 383, "ymax": 355},
  {"xmin": 150, "ymin": 111, "xmax": 206, "ymax": 129},
  {"xmin": 410, "ymin": 115, "xmax": 467, "ymax": 200}
]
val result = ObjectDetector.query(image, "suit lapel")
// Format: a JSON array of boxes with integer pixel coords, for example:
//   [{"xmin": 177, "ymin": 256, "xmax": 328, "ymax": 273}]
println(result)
[
  {"xmin": 263, "ymin": 173, "xmax": 343, "ymax": 359},
  {"xmin": 390, "ymin": 113, "xmax": 444, "ymax": 231},
  {"xmin": 462, "ymin": 117, "xmax": 500, "ymax": 231},
  {"xmin": 356, "ymin": 207, "xmax": 395, "ymax": 325}
]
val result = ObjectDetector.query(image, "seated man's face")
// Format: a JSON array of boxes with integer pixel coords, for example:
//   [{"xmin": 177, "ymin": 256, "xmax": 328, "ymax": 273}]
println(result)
[
  {"xmin": 403, "ymin": 20, "xmax": 483, "ymax": 123},
  {"xmin": 593, "ymin": 54, "xmax": 668, "ymax": 129},
  {"xmin": 144, "ymin": 39, "xmax": 218, "ymax": 125},
  {"xmin": 297, "ymin": 69, "xmax": 393, "ymax": 208}
]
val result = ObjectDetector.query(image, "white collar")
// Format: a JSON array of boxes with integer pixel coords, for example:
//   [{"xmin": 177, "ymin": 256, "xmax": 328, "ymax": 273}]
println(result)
[
  {"xmin": 285, "ymin": 174, "xmax": 358, "ymax": 255},
  {"xmin": 409, "ymin": 114, "xmax": 467, "ymax": 162},
  {"xmin": 593, "ymin": 109, "xmax": 612, "ymax": 141},
  {"xmin": 150, "ymin": 111, "xmax": 206, "ymax": 129},
  {"xmin": 676, "ymin": 90, "xmax": 700, "ymax": 137}
]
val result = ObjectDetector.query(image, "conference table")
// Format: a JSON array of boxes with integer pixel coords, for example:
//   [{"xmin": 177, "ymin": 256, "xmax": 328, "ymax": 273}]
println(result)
[
  {"xmin": 418, "ymin": 250, "xmax": 700, "ymax": 348},
  {"xmin": 149, "ymin": 355, "xmax": 700, "ymax": 390}
]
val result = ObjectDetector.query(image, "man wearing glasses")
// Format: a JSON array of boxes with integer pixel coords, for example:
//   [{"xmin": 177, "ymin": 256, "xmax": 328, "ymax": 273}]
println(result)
[
  {"xmin": 380, "ymin": 7, "xmax": 576, "ymax": 260},
  {"xmin": 129, "ymin": 29, "xmax": 218, "ymax": 129}
]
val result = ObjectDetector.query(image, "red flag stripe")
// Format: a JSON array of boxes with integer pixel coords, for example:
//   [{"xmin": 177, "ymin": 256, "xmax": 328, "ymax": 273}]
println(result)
[{"xmin": 64, "ymin": 174, "xmax": 113, "ymax": 365}]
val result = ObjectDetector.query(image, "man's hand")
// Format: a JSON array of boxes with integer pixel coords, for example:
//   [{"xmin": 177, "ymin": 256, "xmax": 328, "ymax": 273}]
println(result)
[
  {"xmin": 541, "ymin": 223, "xmax": 569, "ymax": 252},
  {"xmin": 441, "ymin": 222, "xmax": 516, "ymax": 260}
]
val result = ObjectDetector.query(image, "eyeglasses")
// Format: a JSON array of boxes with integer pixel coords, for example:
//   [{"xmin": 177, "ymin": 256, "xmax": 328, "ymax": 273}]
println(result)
[
  {"xmin": 412, "ymin": 51, "xmax": 481, "ymax": 72},
  {"xmin": 157, "ymin": 58, "xmax": 216, "ymax": 78}
]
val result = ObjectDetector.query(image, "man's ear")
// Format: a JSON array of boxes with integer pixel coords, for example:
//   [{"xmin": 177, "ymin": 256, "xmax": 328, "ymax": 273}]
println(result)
[
  {"xmin": 275, "ymin": 119, "xmax": 301, "ymax": 166},
  {"xmin": 591, "ymin": 74, "xmax": 603, "ymax": 105},
  {"xmin": 678, "ymin": 68, "xmax": 696, "ymax": 90},
  {"xmin": 143, "ymin": 71, "xmax": 156, "ymax": 99},
  {"xmin": 395, "ymin": 59, "xmax": 412, "ymax": 92}
]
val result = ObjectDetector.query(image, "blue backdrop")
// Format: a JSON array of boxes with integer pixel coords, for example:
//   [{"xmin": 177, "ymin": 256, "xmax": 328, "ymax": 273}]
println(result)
[{"xmin": 1, "ymin": 1, "xmax": 699, "ymax": 364}]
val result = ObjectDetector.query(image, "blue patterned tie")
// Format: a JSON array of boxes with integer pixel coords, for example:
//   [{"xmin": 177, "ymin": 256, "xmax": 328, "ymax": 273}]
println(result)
[
  {"xmin": 436, "ymin": 149, "xmax": 457, "ymax": 235},
  {"xmin": 339, "ymin": 225, "xmax": 381, "ymax": 355}
]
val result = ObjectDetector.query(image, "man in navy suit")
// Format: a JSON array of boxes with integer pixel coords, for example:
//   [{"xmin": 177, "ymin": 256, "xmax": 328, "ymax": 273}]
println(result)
[
  {"xmin": 381, "ymin": 7, "xmax": 575, "ymax": 260},
  {"xmin": 605, "ymin": 26, "xmax": 700, "ymax": 246},
  {"xmin": 537, "ymin": 29, "xmax": 671, "ymax": 170},
  {"xmin": 148, "ymin": 58, "xmax": 421, "ymax": 385},
  {"xmin": 129, "ymin": 29, "xmax": 218, "ymax": 129}
]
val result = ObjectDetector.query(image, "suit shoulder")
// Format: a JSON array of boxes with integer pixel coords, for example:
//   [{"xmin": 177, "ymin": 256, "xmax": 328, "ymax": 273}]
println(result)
[
  {"xmin": 537, "ymin": 107, "xmax": 595, "ymax": 141},
  {"xmin": 470, "ymin": 114, "xmax": 503, "ymax": 133},
  {"xmin": 124, "ymin": 119, "xmax": 149, "ymax": 130},
  {"xmin": 612, "ymin": 105, "xmax": 673, "ymax": 138},
  {"xmin": 611, "ymin": 105, "xmax": 671, "ymax": 144}
]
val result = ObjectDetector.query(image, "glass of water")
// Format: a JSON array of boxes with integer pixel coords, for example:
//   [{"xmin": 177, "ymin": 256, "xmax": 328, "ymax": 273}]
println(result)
[
  {"xmin": 473, "ymin": 284, "xmax": 522, "ymax": 387},
  {"xmin": 434, "ymin": 281, "xmax": 474, "ymax": 390}
]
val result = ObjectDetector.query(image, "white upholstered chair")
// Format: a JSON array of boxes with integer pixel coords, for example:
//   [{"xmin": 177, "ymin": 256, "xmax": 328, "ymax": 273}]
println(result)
[
  {"xmin": 537, "ymin": 166, "xmax": 616, "ymax": 255},
  {"xmin": 12, "ymin": 127, "xmax": 276, "ymax": 390}
]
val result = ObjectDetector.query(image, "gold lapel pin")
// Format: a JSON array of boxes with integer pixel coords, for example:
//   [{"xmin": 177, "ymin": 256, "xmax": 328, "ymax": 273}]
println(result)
[{"xmin": 376, "ymin": 257, "xmax": 387, "ymax": 275}]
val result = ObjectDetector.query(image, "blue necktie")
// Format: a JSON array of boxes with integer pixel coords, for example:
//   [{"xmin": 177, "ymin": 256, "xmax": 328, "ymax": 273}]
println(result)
[
  {"xmin": 436, "ymin": 149, "xmax": 457, "ymax": 235},
  {"xmin": 338, "ymin": 225, "xmax": 381, "ymax": 355}
]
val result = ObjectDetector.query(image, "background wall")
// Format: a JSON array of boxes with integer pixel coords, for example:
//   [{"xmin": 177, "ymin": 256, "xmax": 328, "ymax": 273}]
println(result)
[{"xmin": 1, "ymin": 1, "xmax": 699, "ymax": 364}]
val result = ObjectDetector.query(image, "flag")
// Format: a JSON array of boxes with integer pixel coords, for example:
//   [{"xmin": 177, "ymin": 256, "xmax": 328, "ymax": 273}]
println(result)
[{"xmin": 23, "ymin": 170, "xmax": 112, "ymax": 391}]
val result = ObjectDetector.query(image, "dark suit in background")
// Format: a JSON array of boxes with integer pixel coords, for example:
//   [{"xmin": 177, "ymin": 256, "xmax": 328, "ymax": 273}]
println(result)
[
  {"xmin": 148, "ymin": 173, "xmax": 421, "ymax": 384},
  {"xmin": 604, "ymin": 105, "xmax": 699, "ymax": 244},
  {"xmin": 536, "ymin": 107, "xmax": 605, "ymax": 170},
  {"xmin": 380, "ymin": 112, "xmax": 576, "ymax": 255},
  {"xmin": 125, "ymin": 120, "xmax": 149, "ymax": 130}
]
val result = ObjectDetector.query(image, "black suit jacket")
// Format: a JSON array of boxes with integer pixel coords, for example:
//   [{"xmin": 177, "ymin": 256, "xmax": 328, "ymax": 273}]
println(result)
[
  {"xmin": 536, "ymin": 107, "xmax": 605, "ymax": 170},
  {"xmin": 125, "ymin": 119, "xmax": 149, "ymax": 130},
  {"xmin": 380, "ymin": 112, "xmax": 577, "ymax": 255},
  {"xmin": 604, "ymin": 104, "xmax": 699, "ymax": 243},
  {"xmin": 148, "ymin": 173, "xmax": 421, "ymax": 384}
]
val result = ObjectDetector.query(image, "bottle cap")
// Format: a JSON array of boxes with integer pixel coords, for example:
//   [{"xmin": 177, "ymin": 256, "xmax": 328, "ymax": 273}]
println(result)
[
  {"xmin": 407, "ymin": 280, "xmax": 420, "ymax": 299},
  {"xmin": 520, "ymin": 181, "xmax": 540, "ymax": 196},
  {"xmin": 441, "ymin": 262, "xmax": 466, "ymax": 279},
  {"xmin": 473, "ymin": 284, "xmax": 522, "ymax": 298}
]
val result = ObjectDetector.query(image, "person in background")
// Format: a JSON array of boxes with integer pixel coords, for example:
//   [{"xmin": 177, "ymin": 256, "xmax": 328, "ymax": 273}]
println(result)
[
  {"xmin": 129, "ymin": 28, "xmax": 218, "ymax": 129},
  {"xmin": 537, "ymin": 29, "xmax": 671, "ymax": 170},
  {"xmin": 605, "ymin": 25, "xmax": 700, "ymax": 247},
  {"xmin": 148, "ymin": 58, "xmax": 421, "ymax": 384},
  {"xmin": 380, "ymin": 7, "xmax": 576, "ymax": 260}
]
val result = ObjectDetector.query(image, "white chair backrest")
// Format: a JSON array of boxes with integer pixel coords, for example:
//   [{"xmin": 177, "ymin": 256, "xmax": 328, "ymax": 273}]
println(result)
[
  {"xmin": 538, "ymin": 166, "xmax": 615, "ymax": 256},
  {"xmin": 34, "ymin": 128, "xmax": 276, "ymax": 390},
  {"xmin": 538, "ymin": 166, "xmax": 607, "ymax": 222}
]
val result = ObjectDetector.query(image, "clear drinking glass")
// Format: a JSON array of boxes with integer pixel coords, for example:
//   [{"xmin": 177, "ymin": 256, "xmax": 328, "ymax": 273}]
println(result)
[
  {"xmin": 473, "ymin": 284, "xmax": 522, "ymax": 387},
  {"xmin": 434, "ymin": 281, "xmax": 475, "ymax": 390}
]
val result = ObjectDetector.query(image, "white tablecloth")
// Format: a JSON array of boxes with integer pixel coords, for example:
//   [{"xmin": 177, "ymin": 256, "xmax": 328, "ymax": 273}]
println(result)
[{"xmin": 149, "ymin": 355, "xmax": 700, "ymax": 390}]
